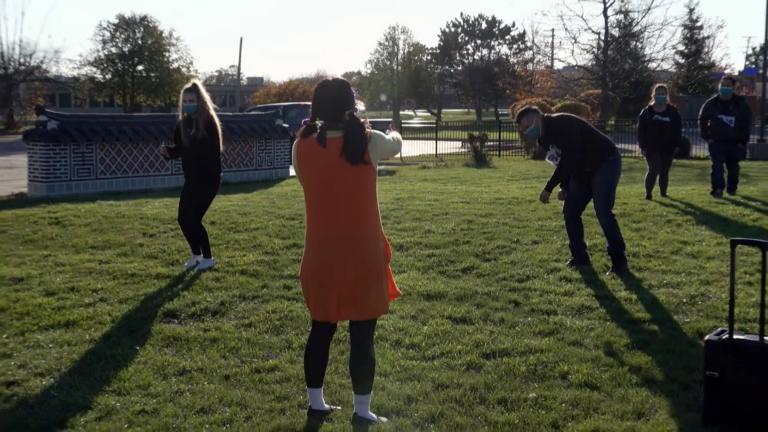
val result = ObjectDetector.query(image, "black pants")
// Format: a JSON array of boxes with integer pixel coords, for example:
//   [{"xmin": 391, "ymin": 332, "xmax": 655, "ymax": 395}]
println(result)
[
  {"xmin": 563, "ymin": 156, "xmax": 626, "ymax": 265},
  {"xmin": 177, "ymin": 181, "xmax": 218, "ymax": 258},
  {"xmin": 709, "ymin": 142, "xmax": 743, "ymax": 194},
  {"xmin": 304, "ymin": 319, "xmax": 377, "ymax": 395},
  {"xmin": 644, "ymin": 151, "xmax": 674, "ymax": 196}
]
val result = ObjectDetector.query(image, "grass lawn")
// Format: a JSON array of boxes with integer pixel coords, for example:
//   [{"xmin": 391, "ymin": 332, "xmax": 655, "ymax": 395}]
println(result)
[{"xmin": 1, "ymin": 158, "xmax": 767, "ymax": 431}]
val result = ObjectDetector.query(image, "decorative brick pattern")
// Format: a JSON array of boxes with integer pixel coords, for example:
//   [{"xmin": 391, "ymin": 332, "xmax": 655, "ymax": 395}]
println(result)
[
  {"xmin": 222, "ymin": 138, "xmax": 256, "ymax": 170},
  {"xmin": 24, "ymin": 111, "xmax": 291, "ymax": 197},
  {"xmin": 98, "ymin": 140, "xmax": 171, "ymax": 178},
  {"xmin": 71, "ymin": 142, "xmax": 97, "ymax": 179}
]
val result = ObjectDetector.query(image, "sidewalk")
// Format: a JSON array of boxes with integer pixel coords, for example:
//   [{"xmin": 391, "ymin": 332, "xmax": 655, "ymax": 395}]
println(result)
[{"xmin": 0, "ymin": 135, "xmax": 26, "ymax": 197}]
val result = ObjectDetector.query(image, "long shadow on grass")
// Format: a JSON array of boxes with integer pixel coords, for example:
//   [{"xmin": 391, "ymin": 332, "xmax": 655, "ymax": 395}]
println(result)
[
  {"xmin": 0, "ymin": 178, "xmax": 289, "ymax": 211},
  {"xmin": 0, "ymin": 270, "xmax": 201, "ymax": 431},
  {"xmin": 739, "ymin": 195, "xmax": 768, "ymax": 208},
  {"xmin": 656, "ymin": 198, "xmax": 768, "ymax": 240},
  {"xmin": 724, "ymin": 197, "xmax": 768, "ymax": 217},
  {"xmin": 577, "ymin": 268, "xmax": 702, "ymax": 430}
]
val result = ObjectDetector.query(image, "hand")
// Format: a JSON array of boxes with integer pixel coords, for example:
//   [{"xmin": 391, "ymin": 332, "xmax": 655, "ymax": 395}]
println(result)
[
  {"xmin": 557, "ymin": 188, "xmax": 567, "ymax": 201},
  {"xmin": 388, "ymin": 121, "xmax": 398, "ymax": 133},
  {"xmin": 539, "ymin": 189, "xmax": 551, "ymax": 204},
  {"xmin": 159, "ymin": 145, "xmax": 170, "ymax": 159}
]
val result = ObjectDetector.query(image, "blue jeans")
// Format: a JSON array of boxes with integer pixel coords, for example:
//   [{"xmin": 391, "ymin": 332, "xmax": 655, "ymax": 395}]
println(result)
[
  {"xmin": 563, "ymin": 156, "xmax": 626, "ymax": 264},
  {"xmin": 709, "ymin": 142, "xmax": 742, "ymax": 193}
]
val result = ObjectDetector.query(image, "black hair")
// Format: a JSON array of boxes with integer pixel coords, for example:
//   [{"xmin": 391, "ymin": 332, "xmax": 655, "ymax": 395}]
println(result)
[
  {"xmin": 299, "ymin": 77, "xmax": 368, "ymax": 165},
  {"xmin": 514, "ymin": 105, "xmax": 543, "ymax": 124},
  {"xmin": 720, "ymin": 75, "xmax": 737, "ymax": 86}
]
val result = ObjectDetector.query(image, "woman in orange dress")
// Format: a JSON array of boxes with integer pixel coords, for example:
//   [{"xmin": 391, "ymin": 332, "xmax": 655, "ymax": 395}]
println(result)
[{"xmin": 293, "ymin": 78, "xmax": 401, "ymax": 427}]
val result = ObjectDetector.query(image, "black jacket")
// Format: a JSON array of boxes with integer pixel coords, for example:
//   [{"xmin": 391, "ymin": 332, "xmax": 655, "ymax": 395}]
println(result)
[
  {"xmin": 637, "ymin": 104, "xmax": 682, "ymax": 154},
  {"xmin": 165, "ymin": 117, "xmax": 222, "ymax": 186},
  {"xmin": 698, "ymin": 94, "xmax": 753, "ymax": 145},
  {"xmin": 539, "ymin": 113, "xmax": 619, "ymax": 185}
]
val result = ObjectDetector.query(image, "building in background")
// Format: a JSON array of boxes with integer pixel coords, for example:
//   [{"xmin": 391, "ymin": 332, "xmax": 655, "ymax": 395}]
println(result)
[
  {"xmin": 18, "ymin": 75, "xmax": 266, "ymax": 114},
  {"xmin": 206, "ymin": 76, "xmax": 265, "ymax": 112}
]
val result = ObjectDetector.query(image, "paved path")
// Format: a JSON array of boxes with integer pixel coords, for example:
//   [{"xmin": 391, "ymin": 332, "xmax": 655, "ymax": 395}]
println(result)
[{"xmin": 0, "ymin": 135, "xmax": 25, "ymax": 197}]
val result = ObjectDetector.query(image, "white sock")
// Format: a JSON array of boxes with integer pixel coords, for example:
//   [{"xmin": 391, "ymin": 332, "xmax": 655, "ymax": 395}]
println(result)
[
  {"xmin": 307, "ymin": 387, "xmax": 330, "ymax": 410},
  {"xmin": 353, "ymin": 393, "xmax": 378, "ymax": 421}
]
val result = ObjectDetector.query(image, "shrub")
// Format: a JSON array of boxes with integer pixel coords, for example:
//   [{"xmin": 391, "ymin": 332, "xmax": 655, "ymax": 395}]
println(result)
[
  {"xmin": 578, "ymin": 90, "xmax": 619, "ymax": 119},
  {"xmin": 509, "ymin": 98, "xmax": 554, "ymax": 119},
  {"xmin": 552, "ymin": 101, "xmax": 592, "ymax": 119},
  {"xmin": 465, "ymin": 133, "xmax": 493, "ymax": 167}
]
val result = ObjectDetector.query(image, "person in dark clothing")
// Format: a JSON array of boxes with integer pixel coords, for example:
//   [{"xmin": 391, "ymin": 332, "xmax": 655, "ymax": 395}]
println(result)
[
  {"xmin": 159, "ymin": 79, "xmax": 222, "ymax": 271},
  {"xmin": 517, "ymin": 106, "xmax": 628, "ymax": 275},
  {"xmin": 698, "ymin": 75, "xmax": 753, "ymax": 198},
  {"xmin": 637, "ymin": 83, "xmax": 682, "ymax": 200}
]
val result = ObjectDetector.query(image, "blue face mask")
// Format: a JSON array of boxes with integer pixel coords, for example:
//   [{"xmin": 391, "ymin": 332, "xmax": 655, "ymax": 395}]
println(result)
[
  {"xmin": 524, "ymin": 125, "xmax": 541, "ymax": 142},
  {"xmin": 654, "ymin": 95, "xmax": 667, "ymax": 104},
  {"xmin": 183, "ymin": 103, "xmax": 198, "ymax": 114},
  {"xmin": 719, "ymin": 86, "xmax": 733, "ymax": 98}
]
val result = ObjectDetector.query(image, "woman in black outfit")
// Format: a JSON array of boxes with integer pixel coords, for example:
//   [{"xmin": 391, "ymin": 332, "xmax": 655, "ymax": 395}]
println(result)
[
  {"xmin": 159, "ymin": 80, "xmax": 222, "ymax": 271},
  {"xmin": 637, "ymin": 83, "xmax": 682, "ymax": 200}
]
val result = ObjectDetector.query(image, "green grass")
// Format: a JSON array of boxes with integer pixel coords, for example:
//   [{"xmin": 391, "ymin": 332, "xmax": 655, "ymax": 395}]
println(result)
[{"xmin": 1, "ymin": 159, "xmax": 767, "ymax": 431}]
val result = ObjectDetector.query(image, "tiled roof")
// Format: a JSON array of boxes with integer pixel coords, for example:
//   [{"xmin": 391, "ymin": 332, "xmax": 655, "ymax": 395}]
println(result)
[{"xmin": 23, "ymin": 110, "xmax": 290, "ymax": 143}]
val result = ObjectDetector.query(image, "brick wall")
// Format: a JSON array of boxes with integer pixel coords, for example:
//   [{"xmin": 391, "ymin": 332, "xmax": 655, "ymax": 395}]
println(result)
[{"xmin": 24, "ymin": 111, "xmax": 291, "ymax": 197}]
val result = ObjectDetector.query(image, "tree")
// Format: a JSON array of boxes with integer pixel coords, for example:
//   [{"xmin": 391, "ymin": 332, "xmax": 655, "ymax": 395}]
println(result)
[
  {"xmin": 247, "ymin": 75, "xmax": 323, "ymax": 106},
  {"xmin": 426, "ymin": 27, "xmax": 461, "ymax": 121},
  {"xmin": 0, "ymin": 4, "xmax": 60, "ymax": 127},
  {"xmin": 557, "ymin": 0, "xmax": 675, "ymax": 121},
  {"xmin": 203, "ymin": 65, "xmax": 244, "ymax": 86},
  {"xmin": 80, "ymin": 13, "xmax": 195, "ymax": 113},
  {"xmin": 671, "ymin": 0, "xmax": 719, "ymax": 96},
  {"xmin": 366, "ymin": 24, "xmax": 419, "ymax": 124},
  {"xmin": 606, "ymin": 3, "xmax": 655, "ymax": 116},
  {"xmin": 746, "ymin": 42, "xmax": 766, "ymax": 69},
  {"xmin": 442, "ymin": 13, "xmax": 528, "ymax": 120}
]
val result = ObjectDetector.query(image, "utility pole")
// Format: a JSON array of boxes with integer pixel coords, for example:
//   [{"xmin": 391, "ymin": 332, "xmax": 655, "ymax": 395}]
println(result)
[
  {"xmin": 759, "ymin": 1, "xmax": 767, "ymax": 144},
  {"xmin": 531, "ymin": 24, "xmax": 536, "ymax": 89},
  {"xmin": 550, "ymin": 28, "xmax": 555, "ymax": 69},
  {"xmin": 743, "ymin": 36, "xmax": 752, "ymax": 70},
  {"xmin": 236, "ymin": 37, "xmax": 243, "ymax": 112}
]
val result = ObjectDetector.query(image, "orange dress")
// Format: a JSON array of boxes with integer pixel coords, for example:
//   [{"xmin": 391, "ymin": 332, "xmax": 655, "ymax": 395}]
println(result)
[{"xmin": 295, "ymin": 132, "xmax": 401, "ymax": 322}]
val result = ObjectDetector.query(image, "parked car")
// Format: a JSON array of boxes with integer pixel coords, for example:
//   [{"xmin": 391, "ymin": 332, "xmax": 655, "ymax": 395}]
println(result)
[{"xmin": 245, "ymin": 102, "xmax": 311, "ymax": 137}]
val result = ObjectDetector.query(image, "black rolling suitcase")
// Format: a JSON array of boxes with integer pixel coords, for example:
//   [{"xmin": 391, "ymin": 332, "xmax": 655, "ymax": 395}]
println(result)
[{"xmin": 702, "ymin": 238, "xmax": 768, "ymax": 429}]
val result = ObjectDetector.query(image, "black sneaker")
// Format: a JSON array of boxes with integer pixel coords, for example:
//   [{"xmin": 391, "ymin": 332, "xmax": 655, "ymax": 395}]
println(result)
[
  {"xmin": 352, "ymin": 413, "xmax": 388, "ymax": 430},
  {"xmin": 660, "ymin": 191, "xmax": 668, "ymax": 198},
  {"xmin": 307, "ymin": 405, "xmax": 341, "ymax": 420},
  {"xmin": 566, "ymin": 257, "xmax": 591, "ymax": 268},
  {"xmin": 645, "ymin": 193, "xmax": 652, "ymax": 200},
  {"xmin": 726, "ymin": 190, "xmax": 737, "ymax": 196},
  {"xmin": 711, "ymin": 189, "xmax": 724, "ymax": 199}
]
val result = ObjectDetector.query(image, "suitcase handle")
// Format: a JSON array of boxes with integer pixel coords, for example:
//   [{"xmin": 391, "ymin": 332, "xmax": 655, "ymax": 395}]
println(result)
[{"xmin": 728, "ymin": 238, "xmax": 767, "ymax": 342}]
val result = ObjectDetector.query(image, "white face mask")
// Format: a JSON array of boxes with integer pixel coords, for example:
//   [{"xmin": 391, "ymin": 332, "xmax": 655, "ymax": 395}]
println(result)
[{"xmin": 545, "ymin": 145, "xmax": 561, "ymax": 166}]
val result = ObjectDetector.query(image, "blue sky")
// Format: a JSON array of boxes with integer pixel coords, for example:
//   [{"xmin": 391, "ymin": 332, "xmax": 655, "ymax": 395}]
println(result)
[{"xmin": 14, "ymin": 0, "xmax": 766, "ymax": 81}]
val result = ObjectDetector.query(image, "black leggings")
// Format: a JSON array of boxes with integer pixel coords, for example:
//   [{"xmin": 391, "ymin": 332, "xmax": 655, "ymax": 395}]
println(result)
[
  {"xmin": 644, "ymin": 151, "xmax": 674, "ymax": 195},
  {"xmin": 177, "ymin": 181, "xmax": 218, "ymax": 258},
  {"xmin": 304, "ymin": 319, "xmax": 377, "ymax": 395}
]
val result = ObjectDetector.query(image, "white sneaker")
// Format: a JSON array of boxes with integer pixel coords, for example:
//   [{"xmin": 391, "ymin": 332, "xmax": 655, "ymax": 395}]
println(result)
[
  {"xmin": 184, "ymin": 255, "xmax": 202, "ymax": 270},
  {"xmin": 196, "ymin": 257, "xmax": 216, "ymax": 271}
]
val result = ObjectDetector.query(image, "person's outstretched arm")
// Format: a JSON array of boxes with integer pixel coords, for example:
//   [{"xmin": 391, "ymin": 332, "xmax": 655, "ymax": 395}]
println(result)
[{"xmin": 368, "ymin": 129, "xmax": 403, "ymax": 164}]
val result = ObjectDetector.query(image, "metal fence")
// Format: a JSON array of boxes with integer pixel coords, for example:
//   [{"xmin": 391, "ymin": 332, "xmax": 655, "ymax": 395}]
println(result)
[{"xmin": 394, "ymin": 118, "xmax": 763, "ymax": 161}]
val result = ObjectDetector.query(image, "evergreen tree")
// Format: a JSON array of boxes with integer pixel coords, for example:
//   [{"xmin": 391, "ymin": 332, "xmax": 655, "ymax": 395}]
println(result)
[{"xmin": 672, "ymin": 0, "xmax": 718, "ymax": 96}]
